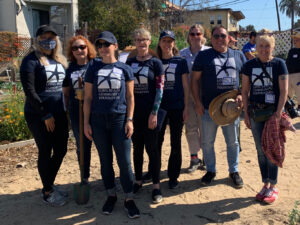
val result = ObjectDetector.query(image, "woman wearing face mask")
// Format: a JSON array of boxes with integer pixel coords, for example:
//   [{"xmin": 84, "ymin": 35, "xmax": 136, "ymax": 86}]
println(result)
[
  {"xmin": 20, "ymin": 25, "xmax": 69, "ymax": 206},
  {"xmin": 83, "ymin": 31, "xmax": 140, "ymax": 219},
  {"xmin": 62, "ymin": 35, "xmax": 97, "ymax": 184}
]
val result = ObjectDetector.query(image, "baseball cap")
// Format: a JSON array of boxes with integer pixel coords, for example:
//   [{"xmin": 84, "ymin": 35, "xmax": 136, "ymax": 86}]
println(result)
[
  {"xmin": 36, "ymin": 25, "xmax": 57, "ymax": 37},
  {"xmin": 159, "ymin": 30, "xmax": 175, "ymax": 40},
  {"xmin": 95, "ymin": 31, "xmax": 118, "ymax": 44}
]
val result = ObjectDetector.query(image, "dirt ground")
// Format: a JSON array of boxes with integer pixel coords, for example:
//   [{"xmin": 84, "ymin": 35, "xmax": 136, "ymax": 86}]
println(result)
[{"xmin": 0, "ymin": 118, "xmax": 299, "ymax": 225}]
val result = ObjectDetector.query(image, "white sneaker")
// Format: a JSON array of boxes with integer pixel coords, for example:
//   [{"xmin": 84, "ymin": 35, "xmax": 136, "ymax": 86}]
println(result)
[{"xmin": 43, "ymin": 189, "xmax": 66, "ymax": 207}]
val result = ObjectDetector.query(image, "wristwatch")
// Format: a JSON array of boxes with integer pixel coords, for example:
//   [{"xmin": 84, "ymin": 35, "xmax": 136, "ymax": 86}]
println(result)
[{"xmin": 127, "ymin": 117, "xmax": 133, "ymax": 122}]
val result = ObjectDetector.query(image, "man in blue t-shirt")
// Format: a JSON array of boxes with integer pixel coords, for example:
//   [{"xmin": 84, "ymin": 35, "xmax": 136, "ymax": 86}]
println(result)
[
  {"xmin": 242, "ymin": 31, "xmax": 257, "ymax": 60},
  {"xmin": 191, "ymin": 25, "xmax": 246, "ymax": 188}
]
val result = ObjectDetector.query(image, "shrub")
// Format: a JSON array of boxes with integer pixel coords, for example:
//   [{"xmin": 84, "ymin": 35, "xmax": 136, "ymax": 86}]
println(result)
[
  {"xmin": 289, "ymin": 201, "xmax": 300, "ymax": 225},
  {"xmin": 149, "ymin": 34, "xmax": 188, "ymax": 52},
  {"xmin": 0, "ymin": 32, "xmax": 24, "ymax": 62}
]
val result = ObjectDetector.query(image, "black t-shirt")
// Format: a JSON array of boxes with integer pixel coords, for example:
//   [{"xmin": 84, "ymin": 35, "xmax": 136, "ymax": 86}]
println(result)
[
  {"xmin": 286, "ymin": 48, "xmax": 300, "ymax": 74},
  {"xmin": 126, "ymin": 57, "xmax": 164, "ymax": 112},
  {"xmin": 242, "ymin": 57, "xmax": 288, "ymax": 106},
  {"xmin": 20, "ymin": 51, "xmax": 65, "ymax": 116},
  {"xmin": 160, "ymin": 56, "xmax": 189, "ymax": 110}
]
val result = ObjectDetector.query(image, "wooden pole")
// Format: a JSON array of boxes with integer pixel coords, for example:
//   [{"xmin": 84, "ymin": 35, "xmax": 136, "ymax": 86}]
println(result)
[{"xmin": 275, "ymin": 0, "xmax": 281, "ymax": 32}]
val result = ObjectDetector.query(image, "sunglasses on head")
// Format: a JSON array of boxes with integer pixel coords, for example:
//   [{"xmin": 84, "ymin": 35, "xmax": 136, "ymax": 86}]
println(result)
[
  {"xmin": 213, "ymin": 34, "xmax": 227, "ymax": 39},
  {"xmin": 71, "ymin": 45, "xmax": 87, "ymax": 51},
  {"xmin": 189, "ymin": 32, "xmax": 202, "ymax": 37},
  {"xmin": 96, "ymin": 42, "xmax": 112, "ymax": 49}
]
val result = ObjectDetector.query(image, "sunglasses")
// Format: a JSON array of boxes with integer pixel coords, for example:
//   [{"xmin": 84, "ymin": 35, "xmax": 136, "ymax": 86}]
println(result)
[
  {"xmin": 213, "ymin": 34, "xmax": 227, "ymax": 39},
  {"xmin": 96, "ymin": 42, "xmax": 112, "ymax": 49},
  {"xmin": 71, "ymin": 45, "xmax": 87, "ymax": 51},
  {"xmin": 189, "ymin": 32, "xmax": 202, "ymax": 37}
]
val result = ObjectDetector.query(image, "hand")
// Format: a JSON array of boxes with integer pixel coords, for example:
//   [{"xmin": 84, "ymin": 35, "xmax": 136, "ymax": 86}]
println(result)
[
  {"xmin": 44, "ymin": 116, "xmax": 55, "ymax": 132},
  {"xmin": 274, "ymin": 111, "xmax": 281, "ymax": 120},
  {"xmin": 75, "ymin": 89, "xmax": 84, "ymax": 101},
  {"xmin": 183, "ymin": 107, "xmax": 189, "ymax": 123},
  {"xmin": 84, "ymin": 123, "xmax": 93, "ymax": 141},
  {"xmin": 235, "ymin": 94, "xmax": 243, "ymax": 108},
  {"xmin": 244, "ymin": 113, "xmax": 251, "ymax": 129},
  {"xmin": 125, "ymin": 121, "xmax": 134, "ymax": 138},
  {"xmin": 194, "ymin": 102, "xmax": 204, "ymax": 116},
  {"xmin": 148, "ymin": 113, "xmax": 157, "ymax": 130}
]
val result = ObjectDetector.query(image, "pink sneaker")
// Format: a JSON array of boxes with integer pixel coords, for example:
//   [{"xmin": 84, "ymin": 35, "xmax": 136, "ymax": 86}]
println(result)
[
  {"xmin": 263, "ymin": 187, "xmax": 278, "ymax": 204},
  {"xmin": 255, "ymin": 185, "xmax": 269, "ymax": 202}
]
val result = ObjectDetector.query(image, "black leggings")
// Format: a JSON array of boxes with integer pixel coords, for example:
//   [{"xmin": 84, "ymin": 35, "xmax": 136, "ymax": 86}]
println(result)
[{"xmin": 25, "ymin": 112, "xmax": 69, "ymax": 192}]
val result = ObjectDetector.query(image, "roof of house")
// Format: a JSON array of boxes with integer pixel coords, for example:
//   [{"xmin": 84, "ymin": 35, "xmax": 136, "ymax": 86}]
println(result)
[{"xmin": 183, "ymin": 8, "xmax": 245, "ymax": 21}]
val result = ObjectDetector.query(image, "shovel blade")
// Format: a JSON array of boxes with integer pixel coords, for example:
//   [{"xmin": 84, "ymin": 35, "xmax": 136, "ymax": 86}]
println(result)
[{"xmin": 73, "ymin": 183, "xmax": 90, "ymax": 205}]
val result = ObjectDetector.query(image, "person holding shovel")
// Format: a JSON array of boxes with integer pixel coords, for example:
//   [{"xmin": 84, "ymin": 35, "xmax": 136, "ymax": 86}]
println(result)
[{"xmin": 83, "ymin": 31, "xmax": 140, "ymax": 219}]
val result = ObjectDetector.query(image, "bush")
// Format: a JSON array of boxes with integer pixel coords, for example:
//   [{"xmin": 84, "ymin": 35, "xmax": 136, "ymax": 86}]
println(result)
[
  {"xmin": 0, "ymin": 32, "xmax": 24, "ymax": 62},
  {"xmin": 149, "ymin": 34, "xmax": 188, "ymax": 52},
  {"xmin": 289, "ymin": 201, "xmax": 300, "ymax": 225}
]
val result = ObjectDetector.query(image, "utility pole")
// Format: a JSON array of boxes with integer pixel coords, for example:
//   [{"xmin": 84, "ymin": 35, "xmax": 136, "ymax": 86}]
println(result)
[{"xmin": 275, "ymin": 0, "xmax": 281, "ymax": 32}]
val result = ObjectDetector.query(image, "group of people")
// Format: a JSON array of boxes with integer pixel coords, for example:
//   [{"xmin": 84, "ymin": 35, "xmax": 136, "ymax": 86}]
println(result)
[{"xmin": 19, "ymin": 23, "xmax": 300, "ymax": 219}]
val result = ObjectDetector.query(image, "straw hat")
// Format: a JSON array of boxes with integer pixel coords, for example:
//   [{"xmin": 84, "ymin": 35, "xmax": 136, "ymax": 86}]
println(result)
[
  {"xmin": 291, "ymin": 29, "xmax": 300, "ymax": 39},
  {"xmin": 209, "ymin": 90, "xmax": 242, "ymax": 126}
]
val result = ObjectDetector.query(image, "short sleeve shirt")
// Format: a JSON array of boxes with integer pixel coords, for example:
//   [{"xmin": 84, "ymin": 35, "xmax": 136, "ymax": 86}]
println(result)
[
  {"xmin": 84, "ymin": 59, "xmax": 134, "ymax": 114},
  {"xmin": 160, "ymin": 56, "xmax": 189, "ymax": 110},
  {"xmin": 242, "ymin": 57, "xmax": 288, "ymax": 106},
  {"xmin": 126, "ymin": 57, "xmax": 164, "ymax": 112},
  {"xmin": 242, "ymin": 42, "xmax": 256, "ymax": 55},
  {"xmin": 192, "ymin": 48, "xmax": 246, "ymax": 109},
  {"xmin": 286, "ymin": 48, "xmax": 300, "ymax": 74}
]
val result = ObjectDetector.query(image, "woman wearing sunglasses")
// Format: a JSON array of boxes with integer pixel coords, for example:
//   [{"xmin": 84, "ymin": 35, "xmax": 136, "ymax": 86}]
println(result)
[
  {"xmin": 126, "ymin": 28, "xmax": 165, "ymax": 203},
  {"xmin": 83, "ymin": 31, "xmax": 140, "ymax": 218},
  {"xmin": 63, "ymin": 35, "xmax": 97, "ymax": 184},
  {"xmin": 180, "ymin": 24, "xmax": 210, "ymax": 173}
]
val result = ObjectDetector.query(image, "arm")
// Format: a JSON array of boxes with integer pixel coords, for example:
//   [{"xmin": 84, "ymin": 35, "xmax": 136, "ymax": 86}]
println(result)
[
  {"xmin": 182, "ymin": 73, "xmax": 189, "ymax": 122},
  {"xmin": 125, "ymin": 80, "xmax": 134, "ymax": 138},
  {"xmin": 83, "ymin": 82, "xmax": 93, "ymax": 140},
  {"xmin": 191, "ymin": 70, "xmax": 204, "ymax": 115},
  {"xmin": 245, "ymin": 52, "xmax": 256, "ymax": 60},
  {"xmin": 241, "ymin": 74, "xmax": 251, "ymax": 129},
  {"xmin": 62, "ymin": 87, "xmax": 70, "ymax": 110},
  {"xmin": 275, "ymin": 74, "xmax": 288, "ymax": 118}
]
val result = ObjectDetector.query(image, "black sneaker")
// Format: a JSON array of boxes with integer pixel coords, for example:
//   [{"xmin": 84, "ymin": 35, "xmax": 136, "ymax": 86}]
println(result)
[
  {"xmin": 168, "ymin": 179, "xmax": 179, "ymax": 189},
  {"xmin": 142, "ymin": 172, "xmax": 152, "ymax": 183},
  {"xmin": 152, "ymin": 189, "xmax": 163, "ymax": 204},
  {"xmin": 124, "ymin": 200, "xmax": 140, "ymax": 219},
  {"xmin": 201, "ymin": 172, "xmax": 216, "ymax": 185},
  {"xmin": 133, "ymin": 183, "xmax": 142, "ymax": 194},
  {"xmin": 102, "ymin": 196, "xmax": 117, "ymax": 215},
  {"xmin": 229, "ymin": 172, "xmax": 244, "ymax": 188}
]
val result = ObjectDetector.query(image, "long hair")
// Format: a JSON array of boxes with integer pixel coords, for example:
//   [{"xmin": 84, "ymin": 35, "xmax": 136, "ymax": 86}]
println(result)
[
  {"xmin": 187, "ymin": 24, "xmax": 206, "ymax": 46},
  {"xmin": 66, "ymin": 35, "xmax": 97, "ymax": 63},
  {"xmin": 34, "ymin": 35, "xmax": 68, "ymax": 68},
  {"xmin": 156, "ymin": 40, "xmax": 179, "ymax": 60}
]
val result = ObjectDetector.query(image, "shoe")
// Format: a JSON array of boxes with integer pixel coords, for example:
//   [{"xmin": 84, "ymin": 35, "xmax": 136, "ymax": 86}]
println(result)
[
  {"xmin": 124, "ymin": 200, "xmax": 140, "ymax": 219},
  {"xmin": 201, "ymin": 172, "xmax": 216, "ymax": 185},
  {"xmin": 187, "ymin": 159, "xmax": 201, "ymax": 173},
  {"xmin": 102, "ymin": 196, "xmax": 117, "ymax": 215},
  {"xmin": 168, "ymin": 179, "xmax": 179, "ymax": 189},
  {"xmin": 152, "ymin": 189, "xmax": 163, "ymax": 204},
  {"xmin": 255, "ymin": 185, "xmax": 269, "ymax": 202},
  {"xmin": 142, "ymin": 172, "xmax": 152, "ymax": 183},
  {"xmin": 263, "ymin": 187, "xmax": 278, "ymax": 204},
  {"xmin": 229, "ymin": 172, "xmax": 244, "ymax": 188},
  {"xmin": 133, "ymin": 183, "xmax": 142, "ymax": 194},
  {"xmin": 43, "ymin": 189, "xmax": 66, "ymax": 207},
  {"xmin": 52, "ymin": 185, "xmax": 68, "ymax": 197}
]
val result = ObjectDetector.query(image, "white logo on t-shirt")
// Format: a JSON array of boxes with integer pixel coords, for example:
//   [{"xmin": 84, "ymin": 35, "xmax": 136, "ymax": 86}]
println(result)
[
  {"xmin": 132, "ymin": 66, "xmax": 149, "ymax": 84},
  {"xmin": 97, "ymin": 68, "xmax": 122, "ymax": 89}
]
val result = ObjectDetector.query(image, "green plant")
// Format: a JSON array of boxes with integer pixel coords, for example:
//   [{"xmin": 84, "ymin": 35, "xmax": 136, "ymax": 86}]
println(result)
[
  {"xmin": 0, "ymin": 32, "xmax": 24, "ymax": 62},
  {"xmin": 149, "ymin": 34, "xmax": 188, "ymax": 52},
  {"xmin": 289, "ymin": 201, "xmax": 300, "ymax": 225}
]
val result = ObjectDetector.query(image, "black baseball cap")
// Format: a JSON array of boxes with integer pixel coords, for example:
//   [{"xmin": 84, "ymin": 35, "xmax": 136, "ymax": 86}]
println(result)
[
  {"xmin": 159, "ymin": 30, "xmax": 175, "ymax": 40},
  {"xmin": 95, "ymin": 31, "xmax": 118, "ymax": 44},
  {"xmin": 36, "ymin": 25, "xmax": 57, "ymax": 37}
]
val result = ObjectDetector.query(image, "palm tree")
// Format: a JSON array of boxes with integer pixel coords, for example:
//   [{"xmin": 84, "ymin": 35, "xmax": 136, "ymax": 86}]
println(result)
[{"xmin": 279, "ymin": 0, "xmax": 300, "ymax": 32}]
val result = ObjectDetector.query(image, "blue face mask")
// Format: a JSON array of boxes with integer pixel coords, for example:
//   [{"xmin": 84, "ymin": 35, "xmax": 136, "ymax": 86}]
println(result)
[{"xmin": 39, "ymin": 39, "xmax": 57, "ymax": 50}]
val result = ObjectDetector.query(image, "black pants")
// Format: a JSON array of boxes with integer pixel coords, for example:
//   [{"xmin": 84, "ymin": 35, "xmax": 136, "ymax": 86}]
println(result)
[
  {"xmin": 25, "ymin": 111, "xmax": 69, "ymax": 192},
  {"xmin": 132, "ymin": 111, "xmax": 160, "ymax": 184}
]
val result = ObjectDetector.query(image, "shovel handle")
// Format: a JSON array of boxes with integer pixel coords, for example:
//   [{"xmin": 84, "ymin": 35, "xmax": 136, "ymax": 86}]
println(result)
[{"xmin": 78, "ymin": 77, "xmax": 84, "ymax": 181}]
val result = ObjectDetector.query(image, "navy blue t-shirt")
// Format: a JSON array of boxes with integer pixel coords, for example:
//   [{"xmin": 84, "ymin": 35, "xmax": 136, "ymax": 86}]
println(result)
[
  {"xmin": 160, "ymin": 56, "xmax": 189, "ymax": 110},
  {"xmin": 84, "ymin": 59, "xmax": 133, "ymax": 114},
  {"xmin": 126, "ymin": 57, "xmax": 164, "ymax": 112},
  {"xmin": 20, "ymin": 51, "xmax": 65, "ymax": 115},
  {"xmin": 242, "ymin": 57, "xmax": 288, "ymax": 106},
  {"xmin": 63, "ymin": 62, "xmax": 89, "ymax": 108},
  {"xmin": 192, "ymin": 48, "xmax": 246, "ymax": 109}
]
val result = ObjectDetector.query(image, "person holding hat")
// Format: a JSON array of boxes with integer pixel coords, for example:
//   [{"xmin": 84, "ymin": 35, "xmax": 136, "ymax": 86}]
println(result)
[
  {"xmin": 20, "ymin": 25, "xmax": 69, "ymax": 206},
  {"xmin": 126, "ymin": 28, "xmax": 165, "ymax": 203},
  {"xmin": 242, "ymin": 30, "xmax": 288, "ymax": 204},
  {"xmin": 83, "ymin": 31, "xmax": 140, "ymax": 218},
  {"xmin": 286, "ymin": 28, "xmax": 300, "ymax": 112},
  {"xmin": 191, "ymin": 25, "xmax": 246, "ymax": 188},
  {"xmin": 243, "ymin": 31, "xmax": 257, "ymax": 60},
  {"xmin": 180, "ymin": 24, "xmax": 210, "ymax": 173},
  {"xmin": 62, "ymin": 35, "xmax": 97, "ymax": 184}
]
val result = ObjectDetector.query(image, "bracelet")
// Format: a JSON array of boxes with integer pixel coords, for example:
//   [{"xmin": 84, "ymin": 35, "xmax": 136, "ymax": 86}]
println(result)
[{"xmin": 127, "ymin": 117, "xmax": 133, "ymax": 122}]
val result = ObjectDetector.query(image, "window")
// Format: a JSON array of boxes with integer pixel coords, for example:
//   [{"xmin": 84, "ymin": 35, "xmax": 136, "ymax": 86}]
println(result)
[
  {"xmin": 210, "ymin": 15, "xmax": 214, "ymax": 25},
  {"xmin": 217, "ymin": 15, "xmax": 222, "ymax": 25},
  {"xmin": 32, "ymin": 9, "xmax": 50, "ymax": 35}
]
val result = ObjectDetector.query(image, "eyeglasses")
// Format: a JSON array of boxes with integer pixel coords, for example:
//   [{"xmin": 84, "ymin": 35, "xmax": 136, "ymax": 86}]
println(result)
[
  {"xmin": 96, "ymin": 42, "xmax": 112, "ymax": 49},
  {"xmin": 189, "ymin": 32, "xmax": 202, "ymax": 37},
  {"xmin": 135, "ymin": 38, "xmax": 149, "ymax": 43},
  {"xmin": 212, "ymin": 34, "xmax": 227, "ymax": 39},
  {"xmin": 71, "ymin": 45, "xmax": 87, "ymax": 51}
]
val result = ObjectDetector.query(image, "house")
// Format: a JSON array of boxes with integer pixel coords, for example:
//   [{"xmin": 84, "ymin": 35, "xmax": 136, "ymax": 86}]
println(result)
[{"xmin": 0, "ymin": 0, "xmax": 78, "ymax": 38}]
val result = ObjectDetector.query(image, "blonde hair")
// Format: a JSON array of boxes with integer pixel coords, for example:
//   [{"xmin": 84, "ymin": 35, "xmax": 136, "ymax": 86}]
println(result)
[
  {"xmin": 133, "ymin": 28, "xmax": 151, "ymax": 41},
  {"xmin": 34, "ymin": 35, "xmax": 68, "ymax": 68},
  {"xmin": 187, "ymin": 24, "xmax": 205, "ymax": 45},
  {"xmin": 256, "ymin": 28, "xmax": 275, "ymax": 48}
]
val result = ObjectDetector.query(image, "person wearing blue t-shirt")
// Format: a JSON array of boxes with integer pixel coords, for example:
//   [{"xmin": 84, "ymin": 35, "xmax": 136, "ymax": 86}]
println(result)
[
  {"xmin": 62, "ymin": 35, "xmax": 97, "ymax": 184},
  {"xmin": 242, "ymin": 31, "xmax": 288, "ymax": 204},
  {"xmin": 155, "ymin": 30, "xmax": 189, "ymax": 189},
  {"xmin": 191, "ymin": 25, "xmax": 246, "ymax": 188},
  {"xmin": 242, "ymin": 31, "xmax": 257, "ymax": 60},
  {"xmin": 126, "ymin": 28, "xmax": 165, "ymax": 204},
  {"xmin": 20, "ymin": 25, "xmax": 69, "ymax": 207},
  {"xmin": 83, "ymin": 31, "xmax": 140, "ymax": 219}
]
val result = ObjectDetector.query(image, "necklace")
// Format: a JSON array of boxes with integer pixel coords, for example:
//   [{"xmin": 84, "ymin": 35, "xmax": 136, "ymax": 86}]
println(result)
[{"xmin": 137, "ymin": 53, "xmax": 151, "ymax": 61}]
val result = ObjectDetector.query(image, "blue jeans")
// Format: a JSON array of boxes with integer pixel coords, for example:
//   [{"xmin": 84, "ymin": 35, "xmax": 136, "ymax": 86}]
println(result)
[
  {"xmin": 69, "ymin": 102, "xmax": 92, "ymax": 179},
  {"xmin": 250, "ymin": 119, "xmax": 278, "ymax": 185},
  {"xmin": 91, "ymin": 113, "xmax": 133, "ymax": 197},
  {"xmin": 200, "ymin": 110, "xmax": 240, "ymax": 173}
]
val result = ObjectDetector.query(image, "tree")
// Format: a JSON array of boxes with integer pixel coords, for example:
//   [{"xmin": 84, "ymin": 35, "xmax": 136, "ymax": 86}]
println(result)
[
  {"xmin": 295, "ymin": 19, "xmax": 300, "ymax": 29},
  {"xmin": 279, "ymin": 0, "xmax": 300, "ymax": 32},
  {"xmin": 245, "ymin": 25, "xmax": 256, "ymax": 32}
]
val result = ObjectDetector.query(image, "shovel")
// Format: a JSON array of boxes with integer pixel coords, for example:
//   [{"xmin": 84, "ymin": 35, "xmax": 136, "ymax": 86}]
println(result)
[{"xmin": 73, "ymin": 77, "xmax": 90, "ymax": 204}]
